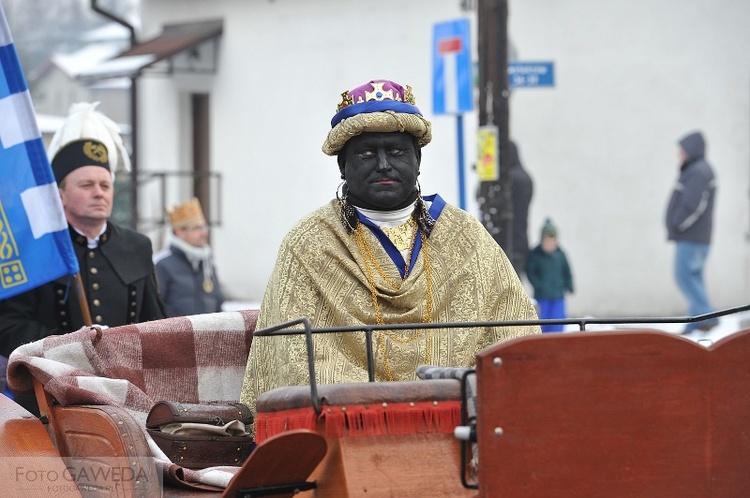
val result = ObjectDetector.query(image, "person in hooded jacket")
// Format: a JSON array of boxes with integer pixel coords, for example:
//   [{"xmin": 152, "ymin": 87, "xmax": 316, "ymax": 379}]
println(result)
[
  {"xmin": 665, "ymin": 130, "xmax": 718, "ymax": 334},
  {"xmin": 509, "ymin": 141, "xmax": 533, "ymax": 278}
]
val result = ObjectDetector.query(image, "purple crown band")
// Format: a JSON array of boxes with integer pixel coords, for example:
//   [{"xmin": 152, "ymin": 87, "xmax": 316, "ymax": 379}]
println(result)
[{"xmin": 330, "ymin": 79, "xmax": 420, "ymax": 127}]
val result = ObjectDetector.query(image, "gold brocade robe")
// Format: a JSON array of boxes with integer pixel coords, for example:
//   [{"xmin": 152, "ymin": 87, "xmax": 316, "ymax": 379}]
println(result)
[{"xmin": 240, "ymin": 198, "xmax": 540, "ymax": 427}]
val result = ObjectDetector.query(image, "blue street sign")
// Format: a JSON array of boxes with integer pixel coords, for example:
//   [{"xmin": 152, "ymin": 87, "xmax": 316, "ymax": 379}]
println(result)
[
  {"xmin": 508, "ymin": 62, "xmax": 555, "ymax": 88},
  {"xmin": 433, "ymin": 19, "xmax": 473, "ymax": 115}
]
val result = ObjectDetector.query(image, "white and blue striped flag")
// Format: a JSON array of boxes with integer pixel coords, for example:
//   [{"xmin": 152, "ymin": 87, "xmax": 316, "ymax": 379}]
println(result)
[{"xmin": 0, "ymin": 4, "xmax": 78, "ymax": 299}]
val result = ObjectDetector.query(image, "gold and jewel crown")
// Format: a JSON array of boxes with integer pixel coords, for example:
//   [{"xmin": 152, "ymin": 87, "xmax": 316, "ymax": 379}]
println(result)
[{"xmin": 167, "ymin": 198, "xmax": 206, "ymax": 228}]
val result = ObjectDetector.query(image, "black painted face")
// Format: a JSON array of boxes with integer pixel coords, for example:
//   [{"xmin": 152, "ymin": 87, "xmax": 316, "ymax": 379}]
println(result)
[{"xmin": 340, "ymin": 132, "xmax": 420, "ymax": 210}]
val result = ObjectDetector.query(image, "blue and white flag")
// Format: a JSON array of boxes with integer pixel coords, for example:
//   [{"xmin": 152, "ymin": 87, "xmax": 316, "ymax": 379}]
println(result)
[{"xmin": 0, "ymin": 4, "xmax": 78, "ymax": 300}]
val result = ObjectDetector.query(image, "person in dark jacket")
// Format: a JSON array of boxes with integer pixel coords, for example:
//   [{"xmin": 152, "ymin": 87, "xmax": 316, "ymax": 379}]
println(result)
[
  {"xmin": 510, "ymin": 141, "xmax": 534, "ymax": 277},
  {"xmin": 666, "ymin": 130, "xmax": 718, "ymax": 333},
  {"xmin": 0, "ymin": 137, "xmax": 166, "ymax": 414},
  {"xmin": 525, "ymin": 218, "xmax": 574, "ymax": 332},
  {"xmin": 154, "ymin": 198, "xmax": 224, "ymax": 317}
]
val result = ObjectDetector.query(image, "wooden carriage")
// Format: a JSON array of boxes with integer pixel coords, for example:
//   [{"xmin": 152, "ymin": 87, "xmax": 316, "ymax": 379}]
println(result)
[{"xmin": 3, "ymin": 306, "xmax": 750, "ymax": 497}]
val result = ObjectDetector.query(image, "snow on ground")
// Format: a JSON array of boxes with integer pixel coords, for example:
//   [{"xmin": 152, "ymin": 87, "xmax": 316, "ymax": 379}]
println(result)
[
  {"xmin": 222, "ymin": 301, "xmax": 261, "ymax": 312},
  {"xmin": 563, "ymin": 309, "xmax": 750, "ymax": 347}
]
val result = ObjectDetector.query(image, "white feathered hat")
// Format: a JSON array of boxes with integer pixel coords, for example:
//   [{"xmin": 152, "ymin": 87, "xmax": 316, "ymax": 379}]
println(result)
[{"xmin": 47, "ymin": 102, "xmax": 130, "ymax": 179}]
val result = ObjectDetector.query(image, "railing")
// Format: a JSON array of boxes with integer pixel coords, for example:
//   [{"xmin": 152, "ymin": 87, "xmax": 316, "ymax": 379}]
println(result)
[
  {"xmin": 252, "ymin": 303, "xmax": 750, "ymax": 415},
  {"xmin": 112, "ymin": 170, "xmax": 222, "ymax": 233}
]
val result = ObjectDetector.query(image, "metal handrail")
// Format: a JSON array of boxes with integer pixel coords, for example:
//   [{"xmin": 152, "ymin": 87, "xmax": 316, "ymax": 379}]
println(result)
[
  {"xmin": 113, "ymin": 170, "xmax": 223, "ymax": 232},
  {"xmin": 252, "ymin": 303, "xmax": 750, "ymax": 415}
]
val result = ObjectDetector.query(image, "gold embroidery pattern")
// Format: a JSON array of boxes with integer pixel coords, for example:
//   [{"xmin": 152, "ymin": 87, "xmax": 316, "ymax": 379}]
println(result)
[
  {"xmin": 240, "ymin": 199, "xmax": 541, "ymax": 433},
  {"xmin": 354, "ymin": 221, "xmax": 433, "ymax": 381},
  {"xmin": 322, "ymin": 110, "xmax": 432, "ymax": 155},
  {"xmin": 381, "ymin": 218, "xmax": 416, "ymax": 252}
]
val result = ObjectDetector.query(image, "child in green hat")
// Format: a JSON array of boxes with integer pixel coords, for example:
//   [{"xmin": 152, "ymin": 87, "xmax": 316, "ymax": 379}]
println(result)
[{"xmin": 525, "ymin": 218, "xmax": 574, "ymax": 332}]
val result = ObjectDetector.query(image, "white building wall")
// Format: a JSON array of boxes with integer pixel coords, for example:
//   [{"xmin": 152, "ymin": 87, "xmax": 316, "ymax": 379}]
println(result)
[
  {"xmin": 137, "ymin": 77, "xmax": 183, "ymax": 243},
  {"xmin": 137, "ymin": 0, "xmax": 750, "ymax": 317},
  {"xmin": 508, "ymin": 0, "xmax": 750, "ymax": 316}
]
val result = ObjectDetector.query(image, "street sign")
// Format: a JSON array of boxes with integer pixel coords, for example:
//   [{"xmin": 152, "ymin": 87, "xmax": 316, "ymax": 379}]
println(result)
[
  {"xmin": 508, "ymin": 61, "xmax": 555, "ymax": 88},
  {"xmin": 433, "ymin": 19, "xmax": 473, "ymax": 115}
]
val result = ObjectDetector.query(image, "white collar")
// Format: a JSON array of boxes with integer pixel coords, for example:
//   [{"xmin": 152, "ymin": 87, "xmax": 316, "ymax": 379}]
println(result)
[
  {"xmin": 357, "ymin": 202, "xmax": 415, "ymax": 228},
  {"xmin": 73, "ymin": 223, "xmax": 107, "ymax": 249}
]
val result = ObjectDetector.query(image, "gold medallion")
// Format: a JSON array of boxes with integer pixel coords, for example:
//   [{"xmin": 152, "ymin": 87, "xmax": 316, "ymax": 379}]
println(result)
[{"xmin": 203, "ymin": 280, "xmax": 214, "ymax": 293}]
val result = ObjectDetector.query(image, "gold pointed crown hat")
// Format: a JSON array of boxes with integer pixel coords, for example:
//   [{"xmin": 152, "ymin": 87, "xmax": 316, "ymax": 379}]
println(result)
[{"xmin": 168, "ymin": 198, "xmax": 206, "ymax": 229}]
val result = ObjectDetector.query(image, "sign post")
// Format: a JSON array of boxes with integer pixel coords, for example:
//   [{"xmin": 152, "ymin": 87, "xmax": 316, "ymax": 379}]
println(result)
[{"xmin": 433, "ymin": 18, "xmax": 473, "ymax": 210}]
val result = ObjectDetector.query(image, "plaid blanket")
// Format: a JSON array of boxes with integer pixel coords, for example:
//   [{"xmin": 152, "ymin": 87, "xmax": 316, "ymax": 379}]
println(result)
[{"xmin": 7, "ymin": 309, "xmax": 258, "ymax": 489}]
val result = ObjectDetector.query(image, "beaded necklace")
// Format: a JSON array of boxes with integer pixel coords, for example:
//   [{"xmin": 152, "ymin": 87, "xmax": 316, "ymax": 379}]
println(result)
[{"xmin": 353, "ymin": 222, "xmax": 433, "ymax": 380}]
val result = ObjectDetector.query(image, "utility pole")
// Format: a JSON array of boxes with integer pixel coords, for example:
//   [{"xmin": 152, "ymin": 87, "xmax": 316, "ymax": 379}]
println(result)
[
  {"xmin": 476, "ymin": 0, "xmax": 512, "ymax": 254},
  {"xmin": 91, "ymin": 0, "xmax": 138, "ymax": 230}
]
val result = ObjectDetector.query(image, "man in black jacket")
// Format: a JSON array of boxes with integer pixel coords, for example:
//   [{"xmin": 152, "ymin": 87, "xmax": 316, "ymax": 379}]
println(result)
[
  {"xmin": 665, "ymin": 130, "xmax": 718, "ymax": 334},
  {"xmin": 0, "ymin": 138, "xmax": 165, "ymax": 411}
]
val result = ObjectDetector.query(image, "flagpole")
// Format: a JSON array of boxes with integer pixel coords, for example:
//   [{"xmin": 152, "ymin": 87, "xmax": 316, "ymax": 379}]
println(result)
[{"xmin": 74, "ymin": 273, "xmax": 93, "ymax": 326}]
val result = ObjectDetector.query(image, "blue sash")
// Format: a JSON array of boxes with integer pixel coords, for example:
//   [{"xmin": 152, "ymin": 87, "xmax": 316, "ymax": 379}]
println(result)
[{"xmin": 358, "ymin": 194, "xmax": 446, "ymax": 279}]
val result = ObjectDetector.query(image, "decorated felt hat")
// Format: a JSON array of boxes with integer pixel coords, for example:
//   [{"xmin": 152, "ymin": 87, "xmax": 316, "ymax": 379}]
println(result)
[
  {"xmin": 322, "ymin": 79, "xmax": 432, "ymax": 156},
  {"xmin": 47, "ymin": 102, "xmax": 130, "ymax": 180},
  {"xmin": 51, "ymin": 138, "xmax": 110, "ymax": 183},
  {"xmin": 168, "ymin": 197, "xmax": 207, "ymax": 229}
]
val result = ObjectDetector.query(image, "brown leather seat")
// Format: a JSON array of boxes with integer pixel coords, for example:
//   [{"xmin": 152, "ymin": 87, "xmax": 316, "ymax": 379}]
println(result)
[{"xmin": 256, "ymin": 379, "xmax": 462, "ymax": 413}]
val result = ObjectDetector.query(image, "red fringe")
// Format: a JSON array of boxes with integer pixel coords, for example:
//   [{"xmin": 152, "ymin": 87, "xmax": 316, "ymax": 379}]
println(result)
[
  {"xmin": 255, "ymin": 407, "xmax": 317, "ymax": 443},
  {"xmin": 257, "ymin": 401, "xmax": 461, "ymax": 442}
]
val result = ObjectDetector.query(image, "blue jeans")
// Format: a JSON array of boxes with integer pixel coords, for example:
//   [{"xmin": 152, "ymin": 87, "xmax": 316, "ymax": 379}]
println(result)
[
  {"xmin": 536, "ymin": 298, "xmax": 566, "ymax": 333},
  {"xmin": 674, "ymin": 241, "xmax": 715, "ymax": 331}
]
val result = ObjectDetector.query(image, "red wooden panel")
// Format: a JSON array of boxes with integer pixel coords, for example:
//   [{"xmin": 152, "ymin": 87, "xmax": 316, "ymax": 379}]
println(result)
[
  {"xmin": 709, "ymin": 329, "xmax": 750, "ymax": 494},
  {"xmin": 475, "ymin": 329, "xmax": 750, "ymax": 497}
]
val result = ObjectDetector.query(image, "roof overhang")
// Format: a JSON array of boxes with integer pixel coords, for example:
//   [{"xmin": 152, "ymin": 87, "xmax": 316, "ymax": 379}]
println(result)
[{"xmin": 77, "ymin": 19, "xmax": 223, "ymax": 81}]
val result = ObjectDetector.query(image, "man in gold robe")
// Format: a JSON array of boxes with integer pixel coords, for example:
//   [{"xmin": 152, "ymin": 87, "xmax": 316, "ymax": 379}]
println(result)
[{"xmin": 241, "ymin": 80, "xmax": 540, "ymax": 425}]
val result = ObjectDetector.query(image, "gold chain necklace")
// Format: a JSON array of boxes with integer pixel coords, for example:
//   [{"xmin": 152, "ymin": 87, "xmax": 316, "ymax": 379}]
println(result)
[{"xmin": 354, "ymin": 224, "xmax": 433, "ymax": 380}]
